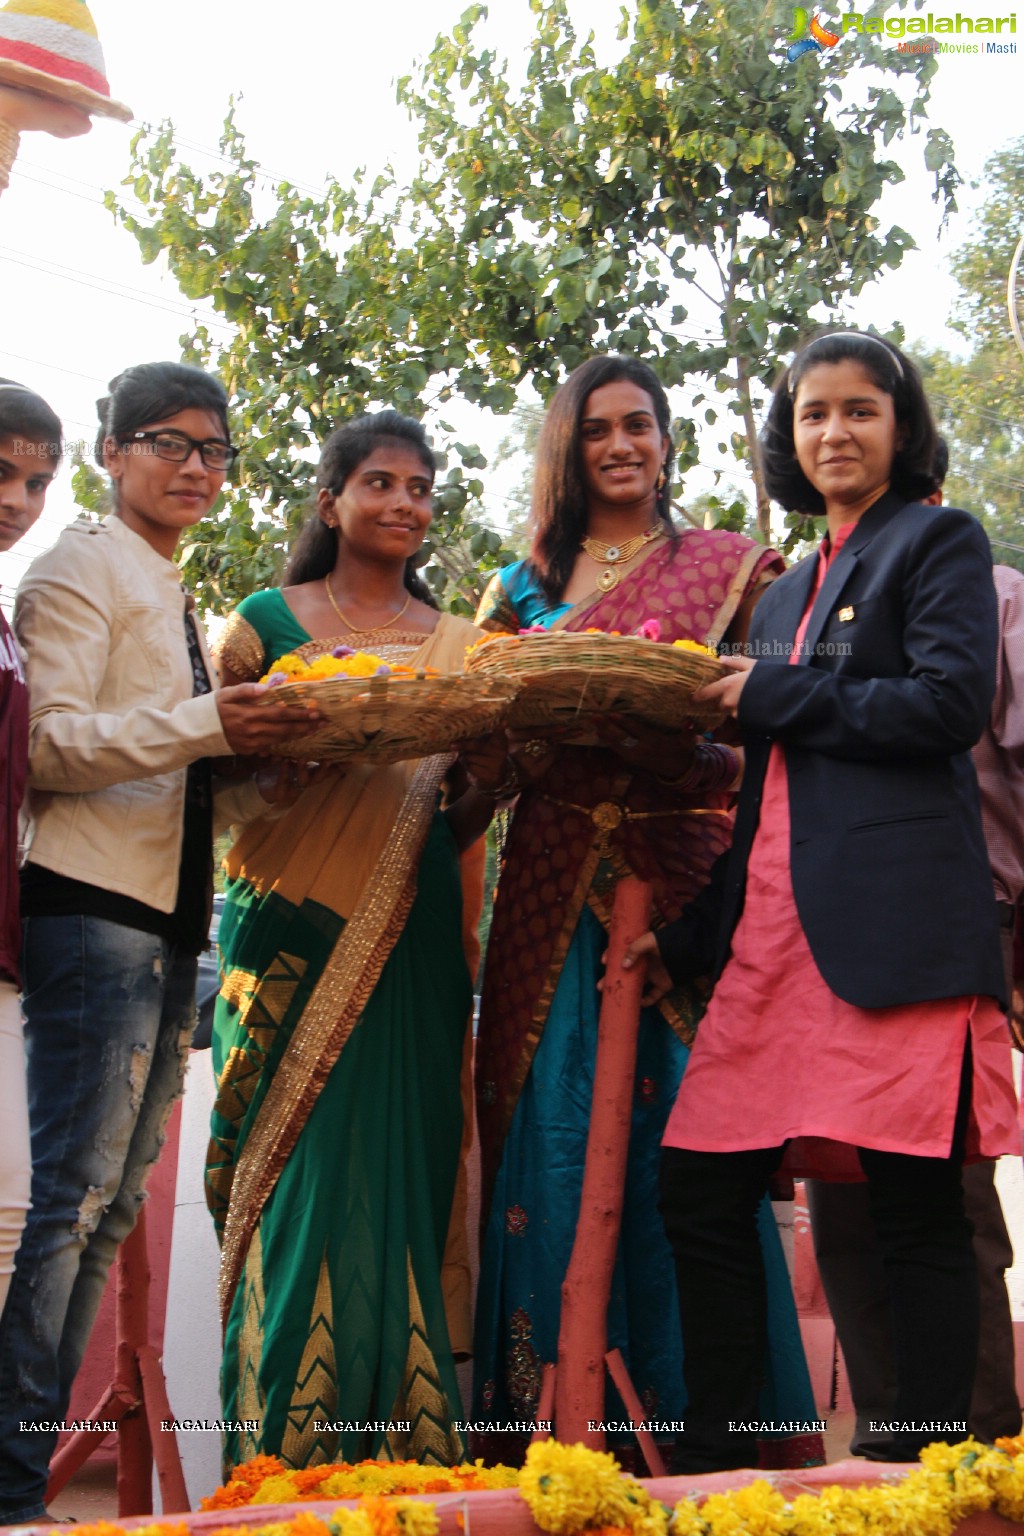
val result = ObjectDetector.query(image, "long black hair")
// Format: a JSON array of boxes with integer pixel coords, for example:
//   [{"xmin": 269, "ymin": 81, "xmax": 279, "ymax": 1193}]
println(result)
[
  {"xmin": 284, "ymin": 410, "xmax": 437, "ymax": 607},
  {"xmin": 95, "ymin": 361, "xmax": 230, "ymax": 462},
  {"xmin": 760, "ymin": 330, "xmax": 938, "ymax": 512},
  {"xmin": 0, "ymin": 379, "xmax": 63, "ymax": 462},
  {"xmin": 530, "ymin": 354, "xmax": 675, "ymax": 601}
]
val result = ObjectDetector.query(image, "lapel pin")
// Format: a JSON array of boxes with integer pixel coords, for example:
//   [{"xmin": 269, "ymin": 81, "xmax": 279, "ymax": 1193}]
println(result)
[{"xmin": 837, "ymin": 606, "xmax": 855, "ymax": 622}]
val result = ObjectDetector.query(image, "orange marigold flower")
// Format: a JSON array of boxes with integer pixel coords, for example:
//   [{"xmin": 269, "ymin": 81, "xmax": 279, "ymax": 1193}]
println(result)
[
  {"xmin": 288, "ymin": 1512, "xmax": 334, "ymax": 1536},
  {"xmin": 358, "ymin": 1496, "xmax": 402, "ymax": 1535},
  {"xmin": 292, "ymin": 1468, "xmax": 332, "ymax": 1493}
]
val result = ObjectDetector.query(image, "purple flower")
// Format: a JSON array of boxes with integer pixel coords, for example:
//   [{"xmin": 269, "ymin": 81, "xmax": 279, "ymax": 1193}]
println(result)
[
  {"xmin": 266, "ymin": 671, "xmax": 288, "ymax": 685},
  {"xmin": 374, "ymin": 664, "xmax": 391, "ymax": 676},
  {"xmin": 331, "ymin": 645, "xmax": 356, "ymax": 659}
]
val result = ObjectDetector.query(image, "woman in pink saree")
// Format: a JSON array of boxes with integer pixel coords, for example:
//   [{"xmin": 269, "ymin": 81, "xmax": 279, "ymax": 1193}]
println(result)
[{"xmin": 470, "ymin": 355, "xmax": 821, "ymax": 1468}]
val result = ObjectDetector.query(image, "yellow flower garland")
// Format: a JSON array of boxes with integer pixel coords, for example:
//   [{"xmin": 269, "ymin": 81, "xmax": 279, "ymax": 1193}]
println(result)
[
  {"xmin": 520, "ymin": 1441, "xmax": 670, "ymax": 1535},
  {"xmin": 66, "ymin": 1440, "xmax": 1024, "ymax": 1536},
  {"xmin": 517, "ymin": 1438, "xmax": 1024, "ymax": 1536}
]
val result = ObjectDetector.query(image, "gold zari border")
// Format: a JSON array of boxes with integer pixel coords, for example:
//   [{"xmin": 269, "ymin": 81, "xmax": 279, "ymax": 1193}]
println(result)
[
  {"xmin": 219, "ymin": 752, "xmax": 450, "ymax": 1323},
  {"xmin": 704, "ymin": 542, "xmax": 772, "ymax": 647},
  {"xmin": 216, "ymin": 611, "xmax": 265, "ymax": 681}
]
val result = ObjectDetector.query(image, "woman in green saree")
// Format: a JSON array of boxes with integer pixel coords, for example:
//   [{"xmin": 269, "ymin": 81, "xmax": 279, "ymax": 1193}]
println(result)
[{"xmin": 206, "ymin": 412, "xmax": 491, "ymax": 1471}]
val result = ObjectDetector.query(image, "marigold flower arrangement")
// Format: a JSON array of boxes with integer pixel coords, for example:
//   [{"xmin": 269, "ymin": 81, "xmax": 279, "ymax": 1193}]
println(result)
[
  {"xmin": 62, "ymin": 1438, "xmax": 1024, "ymax": 1536},
  {"xmin": 201, "ymin": 1453, "xmax": 518, "ymax": 1510},
  {"xmin": 67, "ymin": 1505, "xmax": 438, "ymax": 1536},
  {"xmin": 260, "ymin": 648, "xmax": 425, "ymax": 685},
  {"xmin": 671, "ymin": 1438, "xmax": 1024, "ymax": 1536},
  {"xmin": 466, "ymin": 624, "xmax": 718, "ymax": 657}
]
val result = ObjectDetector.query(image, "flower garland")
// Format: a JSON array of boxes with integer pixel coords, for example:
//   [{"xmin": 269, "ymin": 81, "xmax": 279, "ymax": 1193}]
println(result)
[
  {"xmin": 66, "ymin": 1504, "xmax": 438, "ymax": 1536},
  {"xmin": 260, "ymin": 648, "xmax": 428, "ymax": 685},
  {"xmin": 519, "ymin": 1438, "xmax": 1024, "ymax": 1535},
  {"xmin": 70, "ymin": 1439, "xmax": 1024, "ymax": 1536},
  {"xmin": 520, "ymin": 1441, "xmax": 670, "ymax": 1535},
  {"xmin": 201, "ymin": 1453, "xmax": 518, "ymax": 1510}
]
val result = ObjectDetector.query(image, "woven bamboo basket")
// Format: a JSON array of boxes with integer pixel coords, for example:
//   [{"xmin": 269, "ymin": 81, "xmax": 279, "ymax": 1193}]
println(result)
[
  {"xmin": 256, "ymin": 671, "xmax": 516, "ymax": 765},
  {"xmin": 464, "ymin": 631, "xmax": 725, "ymax": 733}
]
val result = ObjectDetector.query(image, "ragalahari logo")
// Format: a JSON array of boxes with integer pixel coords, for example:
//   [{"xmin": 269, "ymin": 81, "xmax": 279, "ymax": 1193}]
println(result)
[
  {"xmin": 787, "ymin": 7, "xmax": 841, "ymax": 58},
  {"xmin": 784, "ymin": 7, "xmax": 1017, "ymax": 57}
]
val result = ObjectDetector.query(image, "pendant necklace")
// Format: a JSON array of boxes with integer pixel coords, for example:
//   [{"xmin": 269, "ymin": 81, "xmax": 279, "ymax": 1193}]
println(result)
[{"xmin": 580, "ymin": 522, "xmax": 664, "ymax": 592}]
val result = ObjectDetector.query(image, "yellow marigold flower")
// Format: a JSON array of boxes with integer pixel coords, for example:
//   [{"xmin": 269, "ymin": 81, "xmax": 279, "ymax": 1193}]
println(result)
[
  {"xmin": 671, "ymin": 639, "xmax": 718, "ymax": 656},
  {"xmin": 259, "ymin": 652, "xmax": 308, "ymax": 683},
  {"xmin": 388, "ymin": 1498, "xmax": 440, "ymax": 1534},
  {"xmin": 462, "ymin": 1457, "xmax": 518, "ymax": 1489},
  {"xmin": 630, "ymin": 1505, "xmax": 672, "ymax": 1536},
  {"xmin": 914, "ymin": 1439, "xmax": 996, "ymax": 1523},
  {"xmin": 252, "ymin": 1475, "xmax": 308, "ymax": 1506},
  {"xmin": 326, "ymin": 1514, "xmax": 375, "ymax": 1536},
  {"xmin": 322, "ymin": 1471, "xmax": 372, "ymax": 1499},
  {"xmin": 520, "ymin": 1441, "xmax": 623, "ymax": 1532},
  {"xmin": 301, "ymin": 657, "xmax": 348, "ymax": 680},
  {"xmin": 260, "ymin": 649, "xmax": 397, "ymax": 684},
  {"xmin": 992, "ymin": 1468, "xmax": 1024, "ymax": 1521},
  {"xmin": 698, "ymin": 1481, "xmax": 787, "ymax": 1536},
  {"xmin": 343, "ymin": 652, "xmax": 386, "ymax": 677},
  {"xmin": 668, "ymin": 1498, "xmax": 705, "ymax": 1536}
]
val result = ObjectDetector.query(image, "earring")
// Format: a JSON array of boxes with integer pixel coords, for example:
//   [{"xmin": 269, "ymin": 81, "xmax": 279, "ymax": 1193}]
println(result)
[{"xmin": 656, "ymin": 469, "xmax": 666, "ymax": 492}]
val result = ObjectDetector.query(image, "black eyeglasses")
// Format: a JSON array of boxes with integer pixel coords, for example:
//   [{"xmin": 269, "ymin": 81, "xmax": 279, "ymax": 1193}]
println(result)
[{"xmin": 127, "ymin": 430, "xmax": 238, "ymax": 471}]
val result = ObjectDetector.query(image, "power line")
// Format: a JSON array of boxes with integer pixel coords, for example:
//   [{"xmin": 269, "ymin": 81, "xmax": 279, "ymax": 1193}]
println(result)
[
  {"xmin": 158, "ymin": 126, "xmax": 333, "ymax": 202},
  {"xmin": 0, "ymin": 246, "xmax": 234, "ymax": 334},
  {"xmin": 0, "ymin": 349, "xmax": 108, "ymax": 389}
]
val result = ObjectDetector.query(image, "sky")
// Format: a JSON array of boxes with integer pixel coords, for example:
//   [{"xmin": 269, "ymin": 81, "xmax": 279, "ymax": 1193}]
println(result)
[{"xmin": 0, "ymin": 0, "xmax": 1021, "ymax": 599}]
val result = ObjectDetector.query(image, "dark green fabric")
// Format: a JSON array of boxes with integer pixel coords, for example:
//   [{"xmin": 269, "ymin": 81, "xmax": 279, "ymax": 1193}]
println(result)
[
  {"xmin": 213, "ymin": 813, "xmax": 471, "ymax": 1468},
  {"xmin": 208, "ymin": 584, "xmax": 473, "ymax": 1467}
]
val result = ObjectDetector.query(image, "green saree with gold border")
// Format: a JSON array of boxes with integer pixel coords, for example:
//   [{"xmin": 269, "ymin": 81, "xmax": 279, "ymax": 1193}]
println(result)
[{"xmin": 206, "ymin": 590, "xmax": 477, "ymax": 1470}]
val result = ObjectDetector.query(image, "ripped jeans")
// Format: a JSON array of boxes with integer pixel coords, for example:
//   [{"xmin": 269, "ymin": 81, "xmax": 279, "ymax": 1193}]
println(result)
[{"xmin": 0, "ymin": 916, "xmax": 196, "ymax": 1522}]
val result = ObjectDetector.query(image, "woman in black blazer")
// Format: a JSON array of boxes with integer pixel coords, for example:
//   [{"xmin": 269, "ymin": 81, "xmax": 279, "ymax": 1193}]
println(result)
[{"xmin": 629, "ymin": 331, "xmax": 1017, "ymax": 1472}]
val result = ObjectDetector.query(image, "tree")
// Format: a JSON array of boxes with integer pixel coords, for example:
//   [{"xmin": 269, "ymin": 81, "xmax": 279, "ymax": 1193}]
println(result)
[
  {"xmin": 108, "ymin": 0, "xmax": 959, "ymax": 604},
  {"xmin": 398, "ymin": 0, "xmax": 959, "ymax": 537},
  {"xmin": 490, "ymin": 402, "xmax": 544, "ymax": 555},
  {"xmin": 107, "ymin": 110, "xmax": 510, "ymax": 614},
  {"xmin": 915, "ymin": 138, "xmax": 1024, "ymax": 570}
]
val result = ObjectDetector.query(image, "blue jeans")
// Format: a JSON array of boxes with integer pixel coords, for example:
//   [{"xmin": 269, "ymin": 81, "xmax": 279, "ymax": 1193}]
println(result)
[{"xmin": 0, "ymin": 916, "xmax": 196, "ymax": 1522}]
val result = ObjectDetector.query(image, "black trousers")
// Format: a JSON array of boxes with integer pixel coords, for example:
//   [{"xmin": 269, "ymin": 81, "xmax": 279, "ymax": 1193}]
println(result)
[
  {"xmin": 658, "ymin": 1050, "xmax": 977, "ymax": 1472},
  {"xmin": 807, "ymin": 1161, "xmax": 1019, "ymax": 1454}
]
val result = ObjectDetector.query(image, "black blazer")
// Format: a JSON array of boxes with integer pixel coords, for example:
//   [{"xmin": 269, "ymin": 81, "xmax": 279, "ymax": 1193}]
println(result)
[{"xmin": 658, "ymin": 492, "xmax": 1005, "ymax": 1009}]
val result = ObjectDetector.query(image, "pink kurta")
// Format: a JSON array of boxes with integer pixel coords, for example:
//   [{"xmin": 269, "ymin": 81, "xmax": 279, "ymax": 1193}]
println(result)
[{"xmin": 664, "ymin": 529, "xmax": 1018, "ymax": 1169}]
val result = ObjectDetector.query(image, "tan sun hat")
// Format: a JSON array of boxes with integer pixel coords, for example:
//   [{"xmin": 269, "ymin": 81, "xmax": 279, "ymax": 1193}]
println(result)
[{"xmin": 0, "ymin": 0, "xmax": 131, "ymax": 121}]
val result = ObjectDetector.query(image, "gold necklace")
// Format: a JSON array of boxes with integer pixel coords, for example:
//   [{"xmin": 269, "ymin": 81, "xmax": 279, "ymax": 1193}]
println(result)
[
  {"xmin": 580, "ymin": 522, "xmax": 664, "ymax": 592},
  {"xmin": 324, "ymin": 572, "xmax": 412, "ymax": 633}
]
